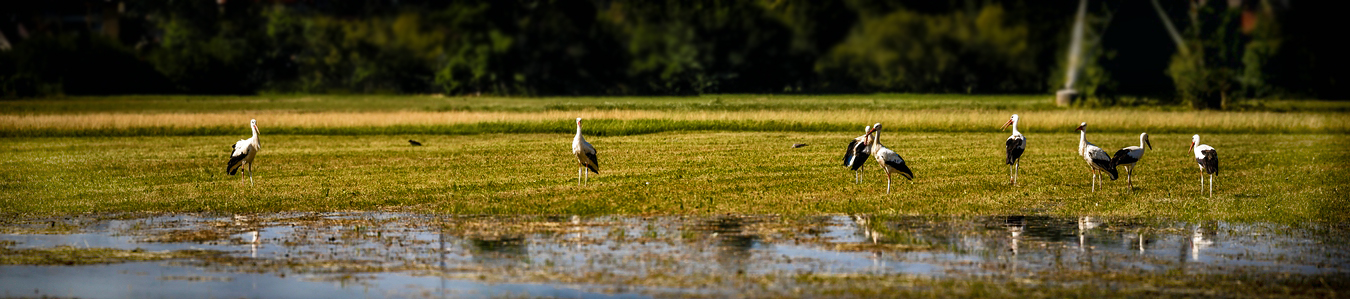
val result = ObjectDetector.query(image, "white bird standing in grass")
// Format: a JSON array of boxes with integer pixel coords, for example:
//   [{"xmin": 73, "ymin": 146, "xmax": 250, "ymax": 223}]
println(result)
[
  {"xmin": 1111, "ymin": 133, "xmax": 1153, "ymax": 188},
  {"xmin": 843, "ymin": 125, "xmax": 872, "ymax": 183},
  {"xmin": 227, "ymin": 119, "xmax": 261, "ymax": 186},
  {"xmin": 867, "ymin": 123, "xmax": 914, "ymax": 194},
  {"xmin": 1001, "ymin": 114, "xmax": 1025, "ymax": 185},
  {"xmin": 1190, "ymin": 134, "xmax": 1219, "ymax": 196},
  {"xmin": 1075, "ymin": 122, "xmax": 1117, "ymax": 191},
  {"xmin": 572, "ymin": 118, "xmax": 599, "ymax": 185}
]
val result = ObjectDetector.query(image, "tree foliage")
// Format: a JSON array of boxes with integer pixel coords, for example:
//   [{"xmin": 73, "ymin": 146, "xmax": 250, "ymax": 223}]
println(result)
[
  {"xmin": 1167, "ymin": 0, "xmax": 1245, "ymax": 109},
  {"xmin": 0, "ymin": 0, "xmax": 1335, "ymax": 102},
  {"xmin": 818, "ymin": 5, "xmax": 1036, "ymax": 93}
]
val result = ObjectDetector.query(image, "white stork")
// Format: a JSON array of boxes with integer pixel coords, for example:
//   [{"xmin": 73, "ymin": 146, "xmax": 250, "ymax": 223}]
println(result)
[
  {"xmin": 867, "ymin": 123, "xmax": 914, "ymax": 194},
  {"xmin": 572, "ymin": 118, "xmax": 599, "ymax": 185},
  {"xmin": 1190, "ymin": 134, "xmax": 1218, "ymax": 196},
  {"xmin": 1111, "ymin": 133, "xmax": 1153, "ymax": 188},
  {"xmin": 1075, "ymin": 122, "xmax": 1117, "ymax": 191},
  {"xmin": 843, "ymin": 125, "xmax": 872, "ymax": 183},
  {"xmin": 227, "ymin": 119, "xmax": 261, "ymax": 186},
  {"xmin": 1001, "ymin": 114, "xmax": 1025, "ymax": 185}
]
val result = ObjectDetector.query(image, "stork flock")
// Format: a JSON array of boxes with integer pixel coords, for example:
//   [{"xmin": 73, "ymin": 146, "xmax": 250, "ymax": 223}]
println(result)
[
  {"xmin": 1068, "ymin": 120, "xmax": 1216, "ymax": 195},
  {"xmin": 842, "ymin": 123, "xmax": 915, "ymax": 194},
  {"xmin": 842, "ymin": 115, "xmax": 1219, "ymax": 195},
  {"xmin": 222, "ymin": 116, "xmax": 1220, "ymax": 196}
]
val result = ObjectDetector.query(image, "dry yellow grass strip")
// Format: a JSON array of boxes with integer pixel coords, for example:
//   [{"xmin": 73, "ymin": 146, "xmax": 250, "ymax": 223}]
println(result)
[{"xmin": 0, "ymin": 109, "xmax": 1344, "ymax": 132}]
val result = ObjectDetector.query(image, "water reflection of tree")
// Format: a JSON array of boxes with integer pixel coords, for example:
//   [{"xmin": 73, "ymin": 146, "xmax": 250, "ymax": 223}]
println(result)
[
  {"xmin": 693, "ymin": 216, "xmax": 760, "ymax": 274},
  {"xmin": 464, "ymin": 235, "xmax": 528, "ymax": 267}
]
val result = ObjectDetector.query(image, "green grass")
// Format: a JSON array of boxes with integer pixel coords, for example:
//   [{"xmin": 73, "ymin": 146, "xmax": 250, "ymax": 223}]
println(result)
[
  {"xmin": 3, "ymin": 132, "xmax": 1346, "ymax": 222},
  {"xmin": 2, "ymin": 95, "xmax": 1346, "ymax": 222}
]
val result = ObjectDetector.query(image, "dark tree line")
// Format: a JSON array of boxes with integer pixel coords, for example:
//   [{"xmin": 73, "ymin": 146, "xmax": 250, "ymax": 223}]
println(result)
[{"xmin": 1, "ymin": 0, "xmax": 1342, "ymax": 102}]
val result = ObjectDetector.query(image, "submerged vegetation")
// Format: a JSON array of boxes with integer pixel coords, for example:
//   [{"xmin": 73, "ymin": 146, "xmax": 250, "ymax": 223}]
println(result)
[
  {"xmin": 2, "ymin": 213, "xmax": 1347, "ymax": 297},
  {"xmin": 0, "ymin": 246, "xmax": 226, "ymax": 265}
]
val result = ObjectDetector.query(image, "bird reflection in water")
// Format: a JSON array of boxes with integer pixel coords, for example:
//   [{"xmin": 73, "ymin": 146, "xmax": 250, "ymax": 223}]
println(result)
[
  {"xmin": 1003, "ymin": 216, "xmax": 1025, "ymax": 255},
  {"xmin": 851, "ymin": 215, "xmax": 886, "ymax": 271},
  {"xmin": 1190, "ymin": 224, "xmax": 1215, "ymax": 261},
  {"xmin": 1122, "ymin": 229, "xmax": 1147, "ymax": 253},
  {"xmin": 233, "ymin": 215, "xmax": 261, "ymax": 258},
  {"xmin": 249, "ymin": 230, "xmax": 260, "ymax": 258},
  {"xmin": 852, "ymin": 215, "xmax": 883, "ymax": 245},
  {"xmin": 1078, "ymin": 216, "xmax": 1100, "ymax": 251}
]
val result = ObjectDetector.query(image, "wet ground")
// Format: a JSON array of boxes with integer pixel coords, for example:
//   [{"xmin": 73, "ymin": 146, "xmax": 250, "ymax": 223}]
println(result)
[{"xmin": 2, "ymin": 213, "xmax": 1348, "ymax": 298}]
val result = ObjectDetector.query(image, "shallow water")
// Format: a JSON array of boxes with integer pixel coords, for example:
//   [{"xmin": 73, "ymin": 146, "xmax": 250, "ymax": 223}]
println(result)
[{"xmin": 2, "ymin": 213, "xmax": 1347, "ymax": 298}]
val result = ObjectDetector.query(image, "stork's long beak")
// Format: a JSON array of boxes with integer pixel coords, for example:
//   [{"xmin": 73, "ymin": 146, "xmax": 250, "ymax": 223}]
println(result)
[
  {"xmin": 1189, "ymin": 142, "xmax": 1194, "ymax": 151},
  {"xmin": 1000, "ymin": 119, "xmax": 1013, "ymax": 130},
  {"xmin": 1074, "ymin": 125, "xmax": 1084, "ymax": 132},
  {"xmin": 1146, "ymin": 139, "xmax": 1153, "ymax": 150}
]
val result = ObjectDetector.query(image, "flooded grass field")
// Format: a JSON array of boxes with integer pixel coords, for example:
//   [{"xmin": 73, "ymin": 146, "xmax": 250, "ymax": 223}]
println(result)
[
  {"xmin": 3, "ymin": 96, "xmax": 1348, "ymax": 297},
  {"xmin": 3, "ymin": 213, "xmax": 1346, "ymax": 298}
]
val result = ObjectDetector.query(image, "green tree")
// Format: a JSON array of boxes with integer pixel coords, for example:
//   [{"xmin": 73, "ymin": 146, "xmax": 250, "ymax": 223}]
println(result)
[
  {"xmin": 142, "ymin": 0, "xmax": 270, "ymax": 94},
  {"xmin": 817, "ymin": 5, "xmax": 1036, "ymax": 93},
  {"xmin": 1166, "ymin": 0, "xmax": 1244, "ymax": 109},
  {"xmin": 603, "ymin": 0, "xmax": 806, "ymax": 94}
]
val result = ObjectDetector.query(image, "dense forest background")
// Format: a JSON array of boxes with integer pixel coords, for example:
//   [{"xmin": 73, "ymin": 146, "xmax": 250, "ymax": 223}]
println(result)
[{"xmin": 0, "ymin": 0, "xmax": 1342, "ymax": 106}]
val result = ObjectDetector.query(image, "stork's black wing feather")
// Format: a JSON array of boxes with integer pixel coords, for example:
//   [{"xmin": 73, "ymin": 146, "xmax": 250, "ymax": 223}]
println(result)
[
  {"xmin": 844, "ymin": 140, "xmax": 858, "ymax": 166},
  {"xmin": 1111, "ymin": 148, "xmax": 1139, "ymax": 167},
  {"xmin": 1091, "ymin": 156, "xmax": 1118, "ymax": 180},
  {"xmin": 1005, "ymin": 138, "xmax": 1024, "ymax": 165},
  {"xmin": 885, "ymin": 159, "xmax": 914, "ymax": 180},
  {"xmin": 227, "ymin": 152, "xmax": 247, "ymax": 175},
  {"xmin": 849, "ymin": 143, "xmax": 870, "ymax": 171},
  {"xmin": 1200, "ymin": 149, "xmax": 1218, "ymax": 175},
  {"xmin": 584, "ymin": 152, "xmax": 599, "ymax": 174}
]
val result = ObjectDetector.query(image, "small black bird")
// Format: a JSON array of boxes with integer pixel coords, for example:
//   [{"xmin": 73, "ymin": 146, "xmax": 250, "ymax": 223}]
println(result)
[
  {"xmin": 792, "ymin": 143, "xmax": 808, "ymax": 148},
  {"xmin": 408, "ymin": 140, "xmax": 422, "ymax": 146}
]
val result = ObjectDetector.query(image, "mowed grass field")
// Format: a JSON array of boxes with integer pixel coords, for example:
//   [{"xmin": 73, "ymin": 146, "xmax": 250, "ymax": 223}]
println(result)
[{"xmin": 2, "ymin": 95, "xmax": 1347, "ymax": 222}]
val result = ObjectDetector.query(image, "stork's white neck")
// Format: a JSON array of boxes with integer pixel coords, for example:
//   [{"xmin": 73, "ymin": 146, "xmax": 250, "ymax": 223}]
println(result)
[
  {"xmin": 1011, "ymin": 119, "xmax": 1020, "ymax": 136},
  {"xmin": 575, "ymin": 123, "xmax": 582, "ymax": 136},
  {"xmin": 1192, "ymin": 137, "xmax": 1202, "ymax": 155},
  {"xmin": 1139, "ymin": 134, "xmax": 1147, "ymax": 150},
  {"xmin": 873, "ymin": 128, "xmax": 881, "ymax": 146},
  {"xmin": 251, "ymin": 124, "xmax": 260, "ymax": 147},
  {"xmin": 1078, "ymin": 128, "xmax": 1087, "ymax": 151}
]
